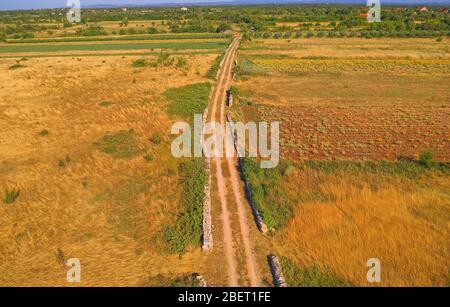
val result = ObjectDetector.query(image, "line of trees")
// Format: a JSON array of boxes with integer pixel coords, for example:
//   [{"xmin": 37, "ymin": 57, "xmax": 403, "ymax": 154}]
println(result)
[{"xmin": 1, "ymin": 5, "xmax": 449, "ymax": 40}]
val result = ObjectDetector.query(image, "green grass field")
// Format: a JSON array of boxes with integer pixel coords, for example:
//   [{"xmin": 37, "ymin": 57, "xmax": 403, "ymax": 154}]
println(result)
[
  {"xmin": 6, "ymin": 33, "xmax": 231, "ymax": 44},
  {"xmin": 0, "ymin": 41, "xmax": 229, "ymax": 53}
]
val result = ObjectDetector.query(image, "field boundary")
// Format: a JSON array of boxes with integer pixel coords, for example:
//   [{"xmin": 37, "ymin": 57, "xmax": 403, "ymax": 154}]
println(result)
[
  {"xmin": 202, "ymin": 106, "xmax": 213, "ymax": 250},
  {"xmin": 226, "ymin": 114, "xmax": 268, "ymax": 234},
  {"xmin": 268, "ymin": 255, "xmax": 288, "ymax": 287}
]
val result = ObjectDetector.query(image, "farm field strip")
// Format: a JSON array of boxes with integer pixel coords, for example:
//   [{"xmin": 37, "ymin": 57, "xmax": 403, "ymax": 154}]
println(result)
[
  {"xmin": 3, "ymin": 38, "xmax": 228, "ymax": 47},
  {"xmin": 0, "ymin": 40, "xmax": 229, "ymax": 54},
  {"xmin": 6, "ymin": 33, "xmax": 231, "ymax": 44},
  {"xmin": 0, "ymin": 50, "xmax": 222, "ymax": 59}
]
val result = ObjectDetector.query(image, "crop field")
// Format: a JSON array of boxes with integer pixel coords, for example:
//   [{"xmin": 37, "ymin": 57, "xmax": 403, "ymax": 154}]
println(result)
[
  {"xmin": 0, "ymin": 34, "xmax": 227, "ymax": 285},
  {"xmin": 235, "ymin": 38, "xmax": 450, "ymax": 162},
  {"xmin": 6, "ymin": 33, "xmax": 230, "ymax": 44},
  {"xmin": 234, "ymin": 37, "xmax": 450, "ymax": 286},
  {"xmin": 0, "ymin": 39, "xmax": 230, "ymax": 57}
]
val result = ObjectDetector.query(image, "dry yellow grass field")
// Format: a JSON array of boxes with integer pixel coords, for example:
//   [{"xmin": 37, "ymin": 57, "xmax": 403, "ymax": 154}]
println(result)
[
  {"xmin": 0, "ymin": 53, "xmax": 219, "ymax": 286},
  {"xmin": 274, "ymin": 167, "xmax": 449, "ymax": 286}
]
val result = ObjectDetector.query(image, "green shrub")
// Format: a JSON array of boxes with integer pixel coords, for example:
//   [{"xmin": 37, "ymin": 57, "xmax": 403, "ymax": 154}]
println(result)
[
  {"xmin": 216, "ymin": 23, "xmax": 231, "ymax": 33},
  {"xmin": 419, "ymin": 150, "xmax": 434, "ymax": 168},
  {"xmin": 56, "ymin": 248, "xmax": 65, "ymax": 265},
  {"xmin": 143, "ymin": 153, "xmax": 154, "ymax": 161},
  {"xmin": 99, "ymin": 101, "xmax": 113, "ymax": 107},
  {"xmin": 9, "ymin": 63, "xmax": 26, "ymax": 70},
  {"xmin": 150, "ymin": 132, "xmax": 162, "ymax": 144},
  {"xmin": 147, "ymin": 27, "xmax": 158, "ymax": 34},
  {"xmin": 4, "ymin": 189, "xmax": 20, "ymax": 204},
  {"xmin": 175, "ymin": 56, "xmax": 187, "ymax": 68},
  {"xmin": 156, "ymin": 50, "xmax": 174, "ymax": 66},
  {"xmin": 132, "ymin": 59, "xmax": 148, "ymax": 68},
  {"xmin": 39, "ymin": 129, "xmax": 49, "ymax": 136}
]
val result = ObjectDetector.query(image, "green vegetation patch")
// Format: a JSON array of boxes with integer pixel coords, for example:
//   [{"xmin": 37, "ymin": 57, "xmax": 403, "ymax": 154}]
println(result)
[
  {"xmin": 3, "ymin": 189, "xmax": 20, "ymax": 204},
  {"xmin": 164, "ymin": 82, "xmax": 211, "ymax": 118},
  {"xmin": 132, "ymin": 59, "xmax": 149, "ymax": 67},
  {"xmin": 236, "ymin": 57, "xmax": 267, "ymax": 79},
  {"xmin": 206, "ymin": 52, "xmax": 225, "ymax": 79},
  {"xmin": 38, "ymin": 129, "xmax": 49, "ymax": 136},
  {"xmin": 7, "ymin": 33, "xmax": 231, "ymax": 44},
  {"xmin": 0, "ymin": 41, "xmax": 228, "ymax": 54},
  {"xmin": 303, "ymin": 159, "xmax": 450, "ymax": 179},
  {"xmin": 99, "ymin": 101, "xmax": 113, "ymax": 107},
  {"xmin": 147, "ymin": 273, "xmax": 201, "ymax": 287},
  {"xmin": 164, "ymin": 159, "xmax": 207, "ymax": 254},
  {"xmin": 280, "ymin": 256, "xmax": 353, "ymax": 287},
  {"xmin": 242, "ymin": 158, "xmax": 295, "ymax": 230},
  {"xmin": 93, "ymin": 129, "xmax": 142, "ymax": 159},
  {"xmin": 9, "ymin": 63, "xmax": 26, "ymax": 70}
]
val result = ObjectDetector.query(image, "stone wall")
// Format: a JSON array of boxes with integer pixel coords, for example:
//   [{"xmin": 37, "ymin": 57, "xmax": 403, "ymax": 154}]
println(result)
[
  {"xmin": 268, "ymin": 255, "xmax": 288, "ymax": 287},
  {"xmin": 201, "ymin": 99, "xmax": 213, "ymax": 250},
  {"xmin": 226, "ymin": 114, "xmax": 268, "ymax": 234}
]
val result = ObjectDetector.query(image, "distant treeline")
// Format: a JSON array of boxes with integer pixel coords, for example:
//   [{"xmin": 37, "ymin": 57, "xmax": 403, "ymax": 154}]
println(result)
[{"xmin": 0, "ymin": 5, "xmax": 449, "ymax": 40}]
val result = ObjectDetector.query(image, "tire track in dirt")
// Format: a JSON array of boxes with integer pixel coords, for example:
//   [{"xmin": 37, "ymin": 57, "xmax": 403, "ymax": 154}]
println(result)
[
  {"xmin": 219, "ymin": 39, "xmax": 259, "ymax": 287},
  {"xmin": 207, "ymin": 37, "xmax": 241, "ymax": 286},
  {"xmin": 207, "ymin": 35, "xmax": 260, "ymax": 286}
]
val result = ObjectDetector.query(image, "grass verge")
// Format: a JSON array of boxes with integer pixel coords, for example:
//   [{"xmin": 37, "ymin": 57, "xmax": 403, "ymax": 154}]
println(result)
[
  {"xmin": 242, "ymin": 158, "xmax": 295, "ymax": 230},
  {"xmin": 279, "ymin": 256, "xmax": 352, "ymax": 287},
  {"xmin": 164, "ymin": 82, "xmax": 211, "ymax": 119},
  {"xmin": 164, "ymin": 159, "xmax": 207, "ymax": 254},
  {"xmin": 206, "ymin": 52, "xmax": 225, "ymax": 79}
]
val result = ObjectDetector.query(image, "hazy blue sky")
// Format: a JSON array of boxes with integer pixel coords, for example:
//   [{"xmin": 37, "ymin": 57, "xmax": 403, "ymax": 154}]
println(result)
[
  {"xmin": 0, "ymin": 0, "xmax": 445, "ymax": 11},
  {"xmin": 0, "ymin": 1, "xmax": 204, "ymax": 10}
]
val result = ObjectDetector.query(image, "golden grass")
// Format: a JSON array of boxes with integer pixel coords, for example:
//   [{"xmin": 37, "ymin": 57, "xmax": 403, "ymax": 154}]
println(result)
[
  {"xmin": 274, "ymin": 168, "xmax": 449, "ymax": 286},
  {"xmin": 0, "ymin": 53, "xmax": 217, "ymax": 286}
]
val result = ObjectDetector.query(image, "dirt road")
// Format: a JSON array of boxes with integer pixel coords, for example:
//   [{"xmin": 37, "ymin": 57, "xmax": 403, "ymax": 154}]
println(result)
[{"xmin": 206, "ymin": 35, "xmax": 260, "ymax": 286}]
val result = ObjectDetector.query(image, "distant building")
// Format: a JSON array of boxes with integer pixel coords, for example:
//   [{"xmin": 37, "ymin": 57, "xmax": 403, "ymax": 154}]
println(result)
[
  {"xmin": 122, "ymin": 8, "xmax": 127, "ymax": 12},
  {"xmin": 359, "ymin": 13, "xmax": 368, "ymax": 18},
  {"xmin": 441, "ymin": 8, "xmax": 449, "ymax": 14},
  {"xmin": 181, "ymin": 7, "xmax": 188, "ymax": 11},
  {"xmin": 416, "ymin": 6, "xmax": 428, "ymax": 12}
]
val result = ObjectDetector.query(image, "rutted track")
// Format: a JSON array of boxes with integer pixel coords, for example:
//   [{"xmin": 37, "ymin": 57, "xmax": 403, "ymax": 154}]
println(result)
[{"xmin": 206, "ymin": 35, "xmax": 260, "ymax": 286}]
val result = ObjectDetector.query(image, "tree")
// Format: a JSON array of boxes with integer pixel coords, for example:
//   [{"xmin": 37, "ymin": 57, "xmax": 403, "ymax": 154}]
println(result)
[{"xmin": 216, "ymin": 22, "xmax": 231, "ymax": 33}]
